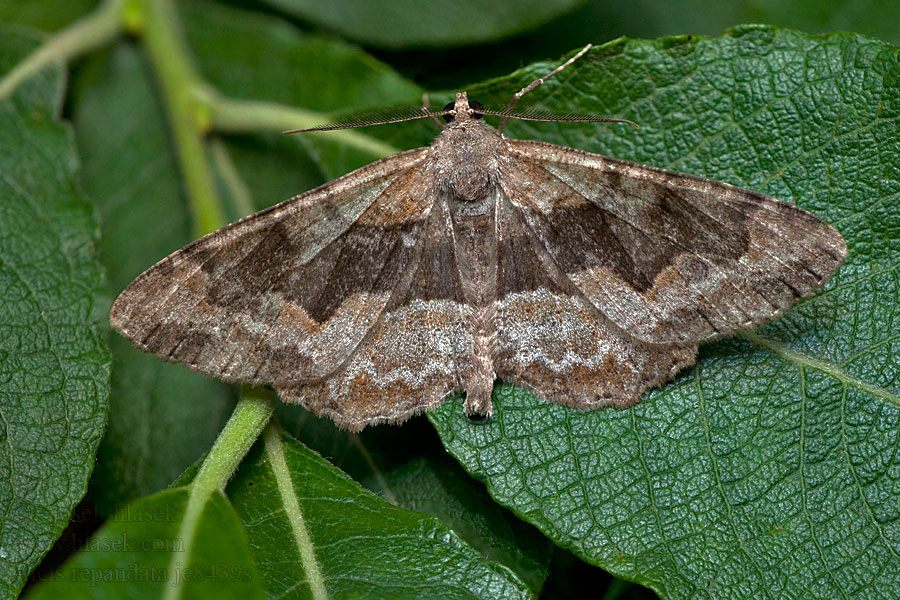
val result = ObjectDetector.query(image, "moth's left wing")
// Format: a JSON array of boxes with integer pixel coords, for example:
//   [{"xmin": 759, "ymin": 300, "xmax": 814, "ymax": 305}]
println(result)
[
  {"xmin": 501, "ymin": 139, "xmax": 846, "ymax": 344},
  {"xmin": 110, "ymin": 148, "xmax": 432, "ymax": 385},
  {"xmin": 279, "ymin": 195, "xmax": 476, "ymax": 431}
]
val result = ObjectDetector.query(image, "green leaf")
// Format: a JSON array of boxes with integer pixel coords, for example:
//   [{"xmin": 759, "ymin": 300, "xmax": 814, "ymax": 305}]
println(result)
[
  {"xmin": 376, "ymin": 454, "xmax": 552, "ymax": 595},
  {"xmin": 279, "ymin": 409, "xmax": 553, "ymax": 594},
  {"xmin": 0, "ymin": 0, "xmax": 95, "ymax": 32},
  {"xmin": 28, "ymin": 424, "xmax": 532, "ymax": 598},
  {"xmin": 71, "ymin": 43, "xmax": 235, "ymax": 515},
  {"xmin": 182, "ymin": 1, "xmax": 422, "ymax": 113},
  {"xmin": 0, "ymin": 25, "xmax": 109, "ymax": 598},
  {"xmin": 24, "ymin": 487, "xmax": 264, "ymax": 599},
  {"xmin": 226, "ymin": 427, "xmax": 532, "ymax": 599},
  {"xmin": 259, "ymin": 0, "xmax": 585, "ymax": 48},
  {"xmin": 427, "ymin": 28, "xmax": 900, "ymax": 599},
  {"xmin": 273, "ymin": 408, "xmax": 552, "ymax": 592},
  {"xmin": 629, "ymin": 0, "xmax": 900, "ymax": 45},
  {"xmin": 180, "ymin": 0, "xmax": 424, "ymax": 203}
]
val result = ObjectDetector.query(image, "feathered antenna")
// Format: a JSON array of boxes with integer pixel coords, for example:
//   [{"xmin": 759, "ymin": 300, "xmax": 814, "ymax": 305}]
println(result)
[{"xmin": 285, "ymin": 44, "xmax": 637, "ymax": 134}]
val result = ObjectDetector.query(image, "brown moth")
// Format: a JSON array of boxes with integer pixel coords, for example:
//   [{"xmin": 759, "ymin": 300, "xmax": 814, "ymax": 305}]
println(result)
[{"xmin": 110, "ymin": 46, "xmax": 846, "ymax": 431}]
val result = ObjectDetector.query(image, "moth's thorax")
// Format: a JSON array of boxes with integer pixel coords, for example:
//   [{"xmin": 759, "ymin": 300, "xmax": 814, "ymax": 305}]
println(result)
[{"xmin": 429, "ymin": 104, "xmax": 504, "ymax": 206}]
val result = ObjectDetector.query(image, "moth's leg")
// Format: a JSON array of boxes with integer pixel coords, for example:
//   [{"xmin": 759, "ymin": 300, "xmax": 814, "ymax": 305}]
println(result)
[
  {"xmin": 499, "ymin": 43, "xmax": 592, "ymax": 132},
  {"xmin": 422, "ymin": 93, "xmax": 444, "ymax": 130}
]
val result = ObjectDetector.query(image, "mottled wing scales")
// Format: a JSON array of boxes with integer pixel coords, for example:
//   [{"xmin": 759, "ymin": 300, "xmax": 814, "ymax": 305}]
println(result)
[
  {"xmin": 281, "ymin": 194, "xmax": 474, "ymax": 431},
  {"xmin": 495, "ymin": 194, "xmax": 695, "ymax": 408},
  {"xmin": 496, "ymin": 289, "xmax": 696, "ymax": 408},
  {"xmin": 279, "ymin": 297, "xmax": 472, "ymax": 431},
  {"xmin": 503, "ymin": 139, "xmax": 846, "ymax": 344},
  {"xmin": 110, "ymin": 149, "xmax": 432, "ymax": 384}
]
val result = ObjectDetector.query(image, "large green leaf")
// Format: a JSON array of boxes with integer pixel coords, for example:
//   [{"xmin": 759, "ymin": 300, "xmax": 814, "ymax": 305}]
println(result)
[
  {"xmin": 24, "ymin": 487, "xmax": 265, "ymax": 600},
  {"xmin": 0, "ymin": 0, "xmax": 95, "ymax": 32},
  {"xmin": 182, "ymin": 1, "xmax": 421, "ymax": 112},
  {"xmin": 259, "ymin": 0, "xmax": 584, "ymax": 48},
  {"xmin": 278, "ymin": 411, "xmax": 553, "ymax": 595},
  {"xmin": 425, "ymin": 28, "xmax": 900, "ymax": 599},
  {"xmin": 27, "ymin": 425, "xmax": 533, "ymax": 599},
  {"xmin": 0, "ymin": 26, "xmax": 109, "ymax": 599},
  {"xmin": 227, "ymin": 427, "xmax": 532, "ymax": 599}
]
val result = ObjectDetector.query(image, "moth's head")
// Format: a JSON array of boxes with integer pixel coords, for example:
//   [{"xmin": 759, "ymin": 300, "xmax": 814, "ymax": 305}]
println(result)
[{"xmin": 442, "ymin": 92, "xmax": 484, "ymax": 125}]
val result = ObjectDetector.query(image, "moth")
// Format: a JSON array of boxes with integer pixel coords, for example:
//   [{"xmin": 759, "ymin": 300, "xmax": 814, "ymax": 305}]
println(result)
[{"xmin": 111, "ymin": 46, "xmax": 846, "ymax": 431}]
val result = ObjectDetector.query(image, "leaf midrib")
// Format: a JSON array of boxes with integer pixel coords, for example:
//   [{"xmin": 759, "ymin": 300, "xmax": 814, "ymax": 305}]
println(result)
[
  {"xmin": 264, "ymin": 427, "xmax": 328, "ymax": 600},
  {"xmin": 742, "ymin": 331, "xmax": 900, "ymax": 407}
]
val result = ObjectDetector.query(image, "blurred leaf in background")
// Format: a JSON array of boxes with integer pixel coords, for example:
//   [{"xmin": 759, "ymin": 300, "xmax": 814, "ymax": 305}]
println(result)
[
  {"xmin": 1, "ymin": 0, "xmax": 898, "ymax": 598},
  {"xmin": 0, "ymin": 25, "xmax": 109, "ymax": 600}
]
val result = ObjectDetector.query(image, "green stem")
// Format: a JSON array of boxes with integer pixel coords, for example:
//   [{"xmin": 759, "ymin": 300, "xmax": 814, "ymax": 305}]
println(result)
[
  {"xmin": 0, "ymin": 0, "xmax": 125, "ymax": 100},
  {"xmin": 163, "ymin": 387, "xmax": 275, "ymax": 600},
  {"xmin": 209, "ymin": 137, "xmax": 255, "ymax": 217},
  {"xmin": 138, "ymin": 0, "xmax": 226, "ymax": 236},
  {"xmin": 207, "ymin": 93, "xmax": 400, "ymax": 159},
  {"xmin": 194, "ymin": 386, "xmax": 275, "ymax": 490}
]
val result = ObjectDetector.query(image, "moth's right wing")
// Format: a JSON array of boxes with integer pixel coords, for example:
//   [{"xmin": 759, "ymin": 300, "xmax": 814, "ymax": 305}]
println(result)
[
  {"xmin": 110, "ymin": 148, "xmax": 432, "ymax": 385},
  {"xmin": 500, "ymin": 139, "xmax": 846, "ymax": 345}
]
